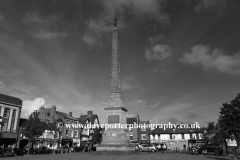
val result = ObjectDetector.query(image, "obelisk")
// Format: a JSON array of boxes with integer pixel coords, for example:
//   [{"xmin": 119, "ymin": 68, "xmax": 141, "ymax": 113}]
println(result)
[{"xmin": 97, "ymin": 19, "xmax": 134, "ymax": 152}]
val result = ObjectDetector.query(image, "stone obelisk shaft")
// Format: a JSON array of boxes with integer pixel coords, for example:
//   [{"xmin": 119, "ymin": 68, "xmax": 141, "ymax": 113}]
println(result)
[
  {"xmin": 108, "ymin": 20, "xmax": 124, "ymax": 108},
  {"xmin": 110, "ymin": 24, "xmax": 120, "ymax": 92}
]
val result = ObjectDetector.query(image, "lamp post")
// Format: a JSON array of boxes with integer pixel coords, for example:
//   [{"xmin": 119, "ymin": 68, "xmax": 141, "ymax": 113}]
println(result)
[{"xmin": 0, "ymin": 116, "xmax": 3, "ymax": 131}]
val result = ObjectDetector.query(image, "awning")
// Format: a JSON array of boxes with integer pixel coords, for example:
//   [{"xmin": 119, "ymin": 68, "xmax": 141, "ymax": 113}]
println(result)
[{"xmin": 0, "ymin": 138, "xmax": 16, "ymax": 143}]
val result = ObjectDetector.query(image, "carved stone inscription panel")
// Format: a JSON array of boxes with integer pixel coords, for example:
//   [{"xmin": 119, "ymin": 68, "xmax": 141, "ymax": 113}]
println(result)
[{"xmin": 108, "ymin": 115, "xmax": 119, "ymax": 123}]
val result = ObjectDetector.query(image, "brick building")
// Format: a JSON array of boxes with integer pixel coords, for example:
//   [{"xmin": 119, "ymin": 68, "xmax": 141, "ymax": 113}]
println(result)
[
  {"xmin": 0, "ymin": 93, "xmax": 22, "ymax": 148},
  {"xmin": 126, "ymin": 114, "xmax": 140, "ymax": 144},
  {"xmin": 38, "ymin": 106, "xmax": 81, "ymax": 147},
  {"xmin": 76, "ymin": 111, "xmax": 101, "ymax": 145}
]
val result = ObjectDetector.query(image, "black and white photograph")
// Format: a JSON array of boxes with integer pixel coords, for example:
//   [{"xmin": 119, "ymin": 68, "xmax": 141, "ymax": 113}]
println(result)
[{"xmin": 0, "ymin": 0, "xmax": 240, "ymax": 159}]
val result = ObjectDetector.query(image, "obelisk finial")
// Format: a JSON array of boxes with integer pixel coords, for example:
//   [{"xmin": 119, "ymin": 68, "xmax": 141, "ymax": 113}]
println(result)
[{"xmin": 114, "ymin": 18, "xmax": 117, "ymax": 27}]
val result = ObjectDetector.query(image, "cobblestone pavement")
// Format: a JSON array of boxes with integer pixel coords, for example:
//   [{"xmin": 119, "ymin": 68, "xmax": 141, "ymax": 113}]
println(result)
[{"xmin": 0, "ymin": 152, "xmax": 237, "ymax": 160}]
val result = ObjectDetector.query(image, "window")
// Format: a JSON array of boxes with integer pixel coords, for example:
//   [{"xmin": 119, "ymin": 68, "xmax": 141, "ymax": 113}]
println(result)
[
  {"xmin": 196, "ymin": 133, "xmax": 199, "ymax": 139},
  {"xmin": 130, "ymin": 135, "xmax": 133, "ymax": 141},
  {"xmin": 181, "ymin": 134, "xmax": 185, "ymax": 139},
  {"xmin": 71, "ymin": 129, "xmax": 74, "ymax": 137},
  {"xmin": 190, "ymin": 133, "xmax": 193, "ymax": 139},
  {"xmin": 75, "ymin": 130, "xmax": 78, "ymax": 137},
  {"xmin": 170, "ymin": 134, "xmax": 172, "ymax": 139},
  {"xmin": 141, "ymin": 126, "xmax": 146, "ymax": 131},
  {"xmin": 66, "ymin": 130, "xmax": 69, "ymax": 136},
  {"xmin": 1, "ymin": 122, "xmax": 7, "ymax": 131},
  {"xmin": 10, "ymin": 110, "xmax": 16, "ymax": 131},
  {"xmin": 3, "ymin": 108, "xmax": 9, "ymax": 118},
  {"xmin": 141, "ymin": 134, "xmax": 147, "ymax": 140},
  {"xmin": 47, "ymin": 113, "xmax": 50, "ymax": 116}
]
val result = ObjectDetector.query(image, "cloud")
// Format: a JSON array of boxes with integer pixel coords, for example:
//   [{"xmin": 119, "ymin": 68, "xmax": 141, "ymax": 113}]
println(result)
[
  {"xmin": 130, "ymin": 99, "xmax": 147, "ymax": 108},
  {"xmin": 22, "ymin": 98, "xmax": 45, "ymax": 118},
  {"xmin": 151, "ymin": 101, "xmax": 161, "ymax": 108},
  {"xmin": 23, "ymin": 12, "xmax": 60, "ymax": 25},
  {"xmin": 153, "ymin": 68, "xmax": 167, "ymax": 73},
  {"xmin": 195, "ymin": 0, "xmax": 226, "ymax": 13},
  {"xmin": 83, "ymin": 0, "xmax": 169, "ymax": 45},
  {"xmin": 145, "ymin": 35, "xmax": 171, "ymax": 61},
  {"xmin": 82, "ymin": 34, "xmax": 97, "ymax": 45},
  {"xmin": 158, "ymin": 117, "xmax": 182, "ymax": 124},
  {"xmin": 0, "ymin": 67, "xmax": 22, "ymax": 77},
  {"xmin": 0, "ymin": 14, "xmax": 8, "ymax": 29},
  {"xmin": 180, "ymin": 44, "xmax": 240, "ymax": 74},
  {"xmin": 30, "ymin": 29, "xmax": 67, "ymax": 40},
  {"xmin": 183, "ymin": 112, "xmax": 202, "ymax": 119},
  {"xmin": 121, "ymin": 77, "xmax": 139, "ymax": 90}
]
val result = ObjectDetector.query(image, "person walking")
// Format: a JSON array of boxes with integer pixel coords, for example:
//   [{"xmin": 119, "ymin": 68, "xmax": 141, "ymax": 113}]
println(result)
[
  {"xmin": 160, "ymin": 143, "xmax": 164, "ymax": 154},
  {"xmin": 197, "ymin": 144, "xmax": 203, "ymax": 156},
  {"xmin": 183, "ymin": 144, "xmax": 186, "ymax": 151},
  {"xmin": 87, "ymin": 142, "xmax": 91, "ymax": 153}
]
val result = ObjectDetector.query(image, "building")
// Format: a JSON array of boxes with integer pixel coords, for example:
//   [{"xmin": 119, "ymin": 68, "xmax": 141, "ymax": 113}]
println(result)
[
  {"xmin": 38, "ymin": 105, "xmax": 81, "ymax": 147},
  {"xmin": 150, "ymin": 123, "xmax": 203, "ymax": 150},
  {"xmin": 18, "ymin": 118, "xmax": 59, "ymax": 149},
  {"xmin": 138, "ymin": 120, "xmax": 151, "ymax": 144},
  {"xmin": 0, "ymin": 93, "xmax": 22, "ymax": 148},
  {"xmin": 126, "ymin": 114, "xmax": 140, "ymax": 144},
  {"xmin": 76, "ymin": 111, "xmax": 101, "ymax": 145}
]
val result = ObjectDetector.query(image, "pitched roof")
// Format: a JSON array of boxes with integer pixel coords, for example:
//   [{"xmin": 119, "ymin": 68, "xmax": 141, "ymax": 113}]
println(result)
[
  {"xmin": 0, "ymin": 93, "xmax": 22, "ymax": 106},
  {"xmin": 76, "ymin": 114, "xmax": 99, "ymax": 124},
  {"xmin": 56, "ymin": 111, "xmax": 78, "ymax": 121}
]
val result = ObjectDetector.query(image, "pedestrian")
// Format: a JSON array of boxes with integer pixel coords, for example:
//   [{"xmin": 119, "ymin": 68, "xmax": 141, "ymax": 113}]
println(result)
[
  {"xmin": 87, "ymin": 142, "xmax": 91, "ymax": 153},
  {"xmin": 197, "ymin": 145, "xmax": 203, "ymax": 156},
  {"xmin": 183, "ymin": 144, "xmax": 186, "ymax": 151},
  {"xmin": 160, "ymin": 143, "xmax": 164, "ymax": 154}
]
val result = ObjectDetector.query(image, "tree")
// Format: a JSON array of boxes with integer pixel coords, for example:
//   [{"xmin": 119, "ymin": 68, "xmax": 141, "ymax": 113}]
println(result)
[
  {"xmin": 23, "ymin": 111, "xmax": 45, "ymax": 150},
  {"xmin": 0, "ymin": 116, "xmax": 3, "ymax": 138},
  {"xmin": 218, "ymin": 93, "xmax": 240, "ymax": 144},
  {"xmin": 91, "ymin": 127, "xmax": 102, "ymax": 144}
]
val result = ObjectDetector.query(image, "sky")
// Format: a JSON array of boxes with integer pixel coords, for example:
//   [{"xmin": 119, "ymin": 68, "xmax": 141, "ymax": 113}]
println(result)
[{"xmin": 0, "ymin": 0, "xmax": 240, "ymax": 127}]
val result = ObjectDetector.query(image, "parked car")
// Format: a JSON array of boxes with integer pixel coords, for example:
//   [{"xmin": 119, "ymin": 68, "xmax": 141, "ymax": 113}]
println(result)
[
  {"xmin": 190, "ymin": 145, "xmax": 207, "ymax": 155},
  {"xmin": 154, "ymin": 143, "xmax": 170, "ymax": 151},
  {"xmin": 14, "ymin": 148, "xmax": 27, "ymax": 156},
  {"xmin": 55, "ymin": 146, "xmax": 69, "ymax": 154},
  {"xmin": 138, "ymin": 144, "xmax": 157, "ymax": 152},
  {"xmin": 202, "ymin": 144, "xmax": 223, "ymax": 155},
  {"xmin": 0, "ymin": 148, "xmax": 15, "ymax": 157}
]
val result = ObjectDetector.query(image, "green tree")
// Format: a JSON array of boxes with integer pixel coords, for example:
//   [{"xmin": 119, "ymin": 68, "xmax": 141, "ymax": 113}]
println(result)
[{"xmin": 23, "ymin": 111, "xmax": 45, "ymax": 150}]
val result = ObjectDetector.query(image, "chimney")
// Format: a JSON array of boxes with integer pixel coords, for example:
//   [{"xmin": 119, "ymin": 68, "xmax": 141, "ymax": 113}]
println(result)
[
  {"xmin": 69, "ymin": 112, "xmax": 72, "ymax": 117},
  {"xmin": 87, "ymin": 111, "xmax": 93, "ymax": 117}
]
